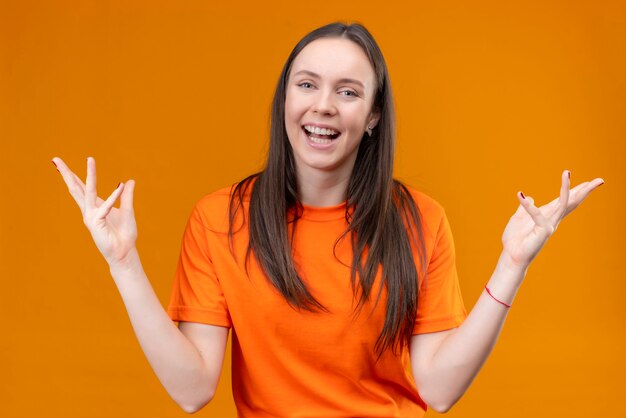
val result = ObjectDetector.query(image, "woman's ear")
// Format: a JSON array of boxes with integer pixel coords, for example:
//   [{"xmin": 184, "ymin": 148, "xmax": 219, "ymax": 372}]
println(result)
[{"xmin": 367, "ymin": 111, "xmax": 381, "ymax": 131}]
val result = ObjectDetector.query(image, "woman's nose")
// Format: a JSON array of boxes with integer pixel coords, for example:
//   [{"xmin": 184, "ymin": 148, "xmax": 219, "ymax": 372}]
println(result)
[{"xmin": 312, "ymin": 91, "xmax": 337, "ymax": 115}]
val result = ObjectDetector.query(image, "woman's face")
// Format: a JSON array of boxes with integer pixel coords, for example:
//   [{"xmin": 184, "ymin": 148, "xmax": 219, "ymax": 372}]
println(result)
[{"xmin": 285, "ymin": 37, "xmax": 379, "ymax": 182}]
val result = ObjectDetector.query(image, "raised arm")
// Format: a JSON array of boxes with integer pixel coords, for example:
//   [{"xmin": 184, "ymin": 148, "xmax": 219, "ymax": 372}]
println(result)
[
  {"xmin": 52, "ymin": 157, "xmax": 228, "ymax": 413},
  {"xmin": 410, "ymin": 170, "xmax": 604, "ymax": 413}
]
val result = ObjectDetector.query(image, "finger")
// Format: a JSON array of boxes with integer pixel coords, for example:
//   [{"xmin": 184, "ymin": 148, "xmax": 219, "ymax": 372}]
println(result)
[
  {"xmin": 72, "ymin": 172, "xmax": 86, "ymax": 192},
  {"xmin": 592, "ymin": 177, "xmax": 605, "ymax": 189},
  {"xmin": 566, "ymin": 177, "xmax": 605, "ymax": 212},
  {"xmin": 539, "ymin": 179, "xmax": 598, "ymax": 216},
  {"xmin": 554, "ymin": 170, "xmax": 571, "ymax": 221},
  {"xmin": 96, "ymin": 182, "xmax": 125, "ymax": 219},
  {"xmin": 71, "ymin": 172, "xmax": 105, "ymax": 205},
  {"xmin": 120, "ymin": 179, "xmax": 135, "ymax": 212},
  {"xmin": 566, "ymin": 180, "xmax": 591, "ymax": 197},
  {"xmin": 553, "ymin": 177, "xmax": 604, "ymax": 218},
  {"xmin": 517, "ymin": 191, "xmax": 552, "ymax": 231},
  {"xmin": 580, "ymin": 177, "xmax": 605, "ymax": 194},
  {"xmin": 85, "ymin": 157, "xmax": 97, "ymax": 210},
  {"xmin": 512, "ymin": 194, "xmax": 534, "ymax": 217},
  {"xmin": 52, "ymin": 157, "xmax": 86, "ymax": 210},
  {"xmin": 547, "ymin": 180, "xmax": 589, "ymax": 205},
  {"xmin": 53, "ymin": 157, "xmax": 81, "ymax": 191}
]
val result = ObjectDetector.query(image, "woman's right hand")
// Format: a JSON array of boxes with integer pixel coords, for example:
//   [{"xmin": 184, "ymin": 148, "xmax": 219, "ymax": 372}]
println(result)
[{"xmin": 53, "ymin": 157, "xmax": 138, "ymax": 268}]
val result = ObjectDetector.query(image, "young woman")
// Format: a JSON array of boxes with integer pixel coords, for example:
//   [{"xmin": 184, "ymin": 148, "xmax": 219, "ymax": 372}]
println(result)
[{"xmin": 53, "ymin": 22, "xmax": 603, "ymax": 417}]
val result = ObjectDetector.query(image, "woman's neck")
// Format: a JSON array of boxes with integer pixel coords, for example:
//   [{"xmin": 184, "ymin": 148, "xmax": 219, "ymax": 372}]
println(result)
[{"xmin": 296, "ymin": 166, "xmax": 351, "ymax": 207}]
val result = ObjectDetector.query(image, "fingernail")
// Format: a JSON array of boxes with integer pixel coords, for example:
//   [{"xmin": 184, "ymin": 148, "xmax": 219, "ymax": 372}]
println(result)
[
  {"xmin": 567, "ymin": 171, "xmax": 571, "ymax": 179},
  {"xmin": 51, "ymin": 160, "xmax": 59, "ymax": 172},
  {"xmin": 117, "ymin": 182, "xmax": 121, "ymax": 188},
  {"xmin": 520, "ymin": 191, "xmax": 526, "ymax": 199}
]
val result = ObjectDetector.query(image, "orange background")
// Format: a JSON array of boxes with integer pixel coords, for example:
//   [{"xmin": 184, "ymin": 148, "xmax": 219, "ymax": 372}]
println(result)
[{"xmin": 1, "ymin": 1, "xmax": 624, "ymax": 417}]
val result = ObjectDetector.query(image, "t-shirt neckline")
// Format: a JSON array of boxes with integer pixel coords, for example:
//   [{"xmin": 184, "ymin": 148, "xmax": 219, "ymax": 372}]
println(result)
[{"xmin": 297, "ymin": 201, "xmax": 348, "ymax": 222}]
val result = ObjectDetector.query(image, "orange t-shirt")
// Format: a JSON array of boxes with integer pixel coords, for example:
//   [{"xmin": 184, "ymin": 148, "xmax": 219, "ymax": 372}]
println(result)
[{"xmin": 167, "ymin": 185, "xmax": 467, "ymax": 417}]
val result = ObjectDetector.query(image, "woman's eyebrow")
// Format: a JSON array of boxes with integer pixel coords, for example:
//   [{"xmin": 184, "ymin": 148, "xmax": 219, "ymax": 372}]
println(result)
[{"xmin": 292, "ymin": 70, "xmax": 365, "ymax": 89}]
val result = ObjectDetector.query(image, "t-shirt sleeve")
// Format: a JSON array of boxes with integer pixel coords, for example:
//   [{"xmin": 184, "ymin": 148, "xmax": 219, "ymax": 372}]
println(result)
[
  {"xmin": 412, "ymin": 208, "xmax": 467, "ymax": 334},
  {"xmin": 167, "ymin": 204, "xmax": 232, "ymax": 328}
]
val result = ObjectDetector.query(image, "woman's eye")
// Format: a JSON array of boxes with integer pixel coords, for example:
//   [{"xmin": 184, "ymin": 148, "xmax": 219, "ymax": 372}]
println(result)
[
  {"xmin": 340, "ymin": 90, "xmax": 358, "ymax": 97},
  {"xmin": 298, "ymin": 82, "xmax": 313, "ymax": 89}
]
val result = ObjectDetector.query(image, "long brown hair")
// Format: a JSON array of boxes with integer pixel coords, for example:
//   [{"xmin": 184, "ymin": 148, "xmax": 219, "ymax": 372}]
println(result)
[{"xmin": 229, "ymin": 22, "xmax": 427, "ymax": 356}]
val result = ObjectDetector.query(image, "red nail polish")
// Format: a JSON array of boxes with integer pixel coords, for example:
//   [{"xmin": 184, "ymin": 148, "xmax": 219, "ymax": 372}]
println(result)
[
  {"xmin": 52, "ymin": 160, "xmax": 59, "ymax": 172},
  {"xmin": 520, "ymin": 192, "xmax": 526, "ymax": 199},
  {"xmin": 567, "ymin": 171, "xmax": 570, "ymax": 179},
  {"xmin": 117, "ymin": 182, "xmax": 121, "ymax": 188}
]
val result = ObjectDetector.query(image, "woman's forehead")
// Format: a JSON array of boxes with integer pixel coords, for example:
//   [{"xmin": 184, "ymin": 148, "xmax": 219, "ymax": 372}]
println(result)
[{"xmin": 289, "ymin": 38, "xmax": 376, "ymax": 88}]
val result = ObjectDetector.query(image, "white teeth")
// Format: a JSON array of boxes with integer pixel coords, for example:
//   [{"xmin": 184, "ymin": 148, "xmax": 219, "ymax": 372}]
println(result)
[
  {"xmin": 309, "ymin": 136, "xmax": 332, "ymax": 144},
  {"xmin": 304, "ymin": 125, "xmax": 338, "ymax": 136}
]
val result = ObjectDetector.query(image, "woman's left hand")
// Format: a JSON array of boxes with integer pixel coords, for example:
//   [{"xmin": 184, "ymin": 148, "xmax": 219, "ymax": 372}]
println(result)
[{"xmin": 500, "ymin": 170, "xmax": 604, "ymax": 270}]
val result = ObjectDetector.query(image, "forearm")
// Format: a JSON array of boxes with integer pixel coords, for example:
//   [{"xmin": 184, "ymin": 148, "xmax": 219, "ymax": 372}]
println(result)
[
  {"xmin": 419, "ymin": 252, "xmax": 527, "ymax": 411},
  {"xmin": 109, "ymin": 248, "xmax": 215, "ymax": 411}
]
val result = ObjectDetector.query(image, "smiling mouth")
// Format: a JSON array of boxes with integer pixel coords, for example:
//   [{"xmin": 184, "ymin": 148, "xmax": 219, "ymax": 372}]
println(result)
[{"xmin": 302, "ymin": 125, "xmax": 341, "ymax": 144}]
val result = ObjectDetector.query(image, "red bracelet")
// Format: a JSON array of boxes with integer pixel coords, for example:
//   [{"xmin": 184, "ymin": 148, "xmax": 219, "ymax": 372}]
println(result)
[{"xmin": 484, "ymin": 285, "xmax": 511, "ymax": 308}]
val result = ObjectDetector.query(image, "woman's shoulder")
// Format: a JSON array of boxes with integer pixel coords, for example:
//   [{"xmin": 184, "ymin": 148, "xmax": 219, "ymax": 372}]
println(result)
[
  {"xmin": 395, "ymin": 181, "xmax": 446, "ymax": 220},
  {"xmin": 190, "ymin": 178, "xmax": 254, "ymax": 231},
  {"xmin": 395, "ymin": 182, "xmax": 452, "ymax": 247},
  {"xmin": 195, "ymin": 185, "xmax": 237, "ymax": 211},
  {"xmin": 394, "ymin": 181, "xmax": 452, "ymax": 243},
  {"xmin": 196, "ymin": 176, "xmax": 255, "ymax": 210}
]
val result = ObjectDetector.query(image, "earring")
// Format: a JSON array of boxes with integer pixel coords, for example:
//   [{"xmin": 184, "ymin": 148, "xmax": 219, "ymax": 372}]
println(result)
[{"xmin": 366, "ymin": 126, "xmax": 373, "ymax": 136}]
